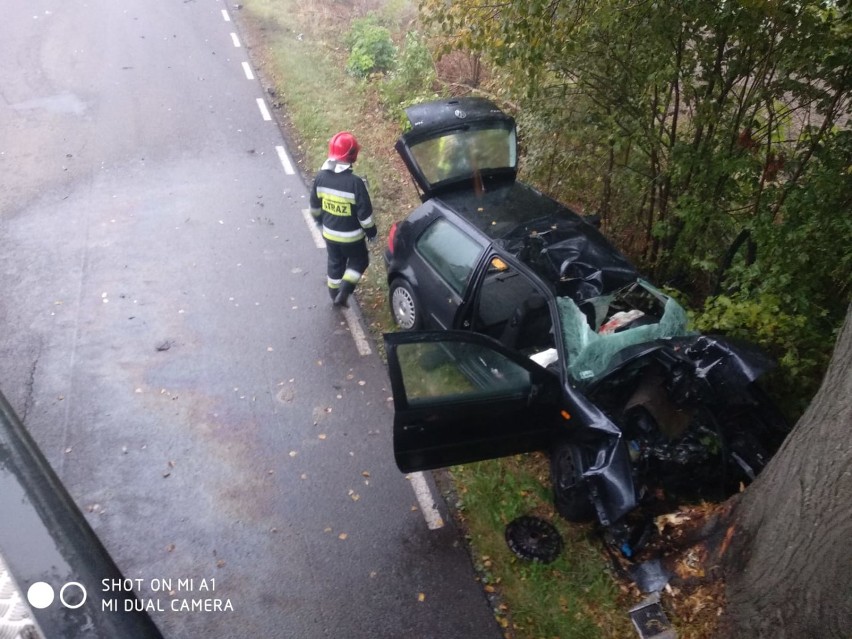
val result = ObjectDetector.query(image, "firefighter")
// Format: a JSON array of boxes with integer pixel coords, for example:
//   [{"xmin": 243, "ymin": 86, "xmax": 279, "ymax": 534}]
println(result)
[{"xmin": 309, "ymin": 132, "xmax": 377, "ymax": 307}]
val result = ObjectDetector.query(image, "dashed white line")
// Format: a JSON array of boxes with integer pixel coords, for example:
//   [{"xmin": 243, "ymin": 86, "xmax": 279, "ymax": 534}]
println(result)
[
  {"xmin": 408, "ymin": 473, "xmax": 445, "ymax": 530},
  {"xmin": 229, "ymin": 6, "xmax": 439, "ymax": 534},
  {"xmin": 256, "ymin": 98, "xmax": 272, "ymax": 121},
  {"xmin": 242, "ymin": 61, "xmax": 254, "ymax": 80},
  {"xmin": 276, "ymin": 145, "xmax": 295, "ymax": 175},
  {"xmin": 295, "ymin": 186, "xmax": 440, "ymax": 529},
  {"xmin": 301, "ymin": 209, "xmax": 325, "ymax": 248}
]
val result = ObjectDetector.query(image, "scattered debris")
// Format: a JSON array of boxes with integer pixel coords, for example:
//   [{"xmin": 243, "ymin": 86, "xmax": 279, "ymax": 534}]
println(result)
[
  {"xmin": 629, "ymin": 559, "xmax": 672, "ymax": 594},
  {"xmin": 504, "ymin": 516, "xmax": 563, "ymax": 564},
  {"xmin": 629, "ymin": 594, "xmax": 677, "ymax": 639}
]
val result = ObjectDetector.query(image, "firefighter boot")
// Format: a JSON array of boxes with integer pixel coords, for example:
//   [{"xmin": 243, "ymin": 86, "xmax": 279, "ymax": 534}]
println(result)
[
  {"xmin": 329, "ymin": 286, "xmax": 339, "ymax": 302},
  {"xmin": 334, "ymin": 281, "xmax": 355, "ymax": 307}
]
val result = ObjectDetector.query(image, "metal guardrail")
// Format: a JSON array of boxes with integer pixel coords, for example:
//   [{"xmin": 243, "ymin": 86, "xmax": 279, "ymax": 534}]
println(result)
[{"xmin": 0, "ymin": 391, "xmax": 164, "ymax": 638}]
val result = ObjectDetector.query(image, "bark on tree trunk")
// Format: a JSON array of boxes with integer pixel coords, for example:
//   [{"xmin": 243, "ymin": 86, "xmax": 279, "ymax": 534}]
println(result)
[{"xmin": 720, "ymin": 305, "xmax": 852, "ymax": 638}]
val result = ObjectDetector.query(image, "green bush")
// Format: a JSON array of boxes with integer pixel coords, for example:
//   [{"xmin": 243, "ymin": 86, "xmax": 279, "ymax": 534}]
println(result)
[
  {"xmin": 345, "ymin": 15, "xmax": 397, "ymax": 77},
  {"xmin": 379, "ymin": 31, "xmax": 438, "ymax": 121}
]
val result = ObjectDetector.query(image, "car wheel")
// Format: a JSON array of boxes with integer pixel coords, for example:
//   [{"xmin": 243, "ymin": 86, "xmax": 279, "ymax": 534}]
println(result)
[
  {"xmin": 550, "ymin": 441, "xmax": 596, "ymax": 522},
  {"xmin": 389, "ymin": 279, "xmax": 421, "ymax": 330}
]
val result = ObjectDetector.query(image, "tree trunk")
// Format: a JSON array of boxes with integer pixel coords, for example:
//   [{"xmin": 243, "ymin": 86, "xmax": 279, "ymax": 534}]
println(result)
[{"xmin": 720, "ymin": 305, "xmax": 852, "ymax": 637}]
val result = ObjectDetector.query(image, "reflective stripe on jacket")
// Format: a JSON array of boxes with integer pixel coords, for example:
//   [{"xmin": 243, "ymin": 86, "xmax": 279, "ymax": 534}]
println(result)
[{"xmin": 309, "ymin": 166, "xmax": 376, "ymax": 244}]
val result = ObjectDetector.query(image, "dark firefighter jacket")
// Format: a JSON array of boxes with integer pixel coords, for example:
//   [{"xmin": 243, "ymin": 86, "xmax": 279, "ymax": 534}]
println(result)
[{"xmin": 309, "ymin": 165, "xmax": 377, "ymax": 244}]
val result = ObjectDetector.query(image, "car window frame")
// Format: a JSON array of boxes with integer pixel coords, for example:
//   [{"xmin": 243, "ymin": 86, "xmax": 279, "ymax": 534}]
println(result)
[
  {"xmin": 412, "ymin": 216, "xmax": 486, "ymax": 298},
  {"xmin": 383, "ymin": 330, "xmax": 564, "ymax": 472},
  {"xmin": 461, "ymin": 250, "xmax": 567, "ymax": 372}
]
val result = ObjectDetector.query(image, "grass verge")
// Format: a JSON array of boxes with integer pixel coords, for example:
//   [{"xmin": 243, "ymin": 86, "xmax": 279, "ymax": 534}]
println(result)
[
  {"xmin": 234, "ymin": 0, "xmax": 421, "ymax": 338},
  {"xmin": 232, "ymin": 2, "xmax": 691, "ymax": 637}
]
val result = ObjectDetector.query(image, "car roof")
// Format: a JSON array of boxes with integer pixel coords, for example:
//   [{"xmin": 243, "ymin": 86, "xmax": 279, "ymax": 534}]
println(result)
[
  {"xmin": 436, "ymin": 182, "xmax": 639, "ymax": 300},
  {"xmin": 438, "ymin": 181, "xmax": 568, "ymax": 239}
]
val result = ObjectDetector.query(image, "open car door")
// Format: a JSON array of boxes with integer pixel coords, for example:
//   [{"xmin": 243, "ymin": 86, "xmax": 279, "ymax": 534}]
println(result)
[{"xmin": 384, "ymin": 330, "xmax": 563, "ymax": 473}]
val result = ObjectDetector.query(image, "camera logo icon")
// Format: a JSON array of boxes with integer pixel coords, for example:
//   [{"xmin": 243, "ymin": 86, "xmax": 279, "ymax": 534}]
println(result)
[{"xmin": 26, "ymin": 581, "xmax": 87, "ymax": 610}]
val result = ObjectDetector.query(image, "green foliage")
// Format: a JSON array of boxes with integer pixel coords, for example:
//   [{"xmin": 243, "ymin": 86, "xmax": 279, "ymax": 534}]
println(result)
[
  {"xmin": 419, "ymin": 0, "xmax": 852, "ymax": 415},
  {"xmin": 379, "ymin": 31, "xmax": 438, "ymax": 121},
  {"xmin": 696, "ymin": 293, "xmax": 828, "ymax": 418},
  {"xmin": 345, "ymin": 15, "xmax": 397, "ymax": 77}
]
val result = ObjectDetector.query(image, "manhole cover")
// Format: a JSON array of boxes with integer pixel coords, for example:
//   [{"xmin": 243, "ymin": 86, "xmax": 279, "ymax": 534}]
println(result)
[{"xmin": 505, "ymin": 516, "xmax": 563, "ymax": 563}]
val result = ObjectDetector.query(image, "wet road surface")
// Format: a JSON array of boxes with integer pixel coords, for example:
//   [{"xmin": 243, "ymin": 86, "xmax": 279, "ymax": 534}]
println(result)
[{"xmin": 0, "ymin": 1, "xmax": 501, "ymax": 637}]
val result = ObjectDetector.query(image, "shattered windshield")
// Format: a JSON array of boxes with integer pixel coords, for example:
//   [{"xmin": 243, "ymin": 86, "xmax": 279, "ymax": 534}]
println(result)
[
  {"xmin": 557, "ymin": 281, "xmax": 693, "ymax": 383},
  {"xmin": 408, "ymin": 126, "xmax": 517, "ymax": 187}
]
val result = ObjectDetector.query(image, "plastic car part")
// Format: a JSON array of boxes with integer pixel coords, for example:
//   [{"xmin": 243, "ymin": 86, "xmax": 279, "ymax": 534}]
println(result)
[
  {"xmin": 504, "ymin": 516, "xmax": 564, "ymax": 563},
  {"xmin": 389, "ymin": 279, "xmax": 421, "ymax": 330},
  {"xmin": 629, "ymin": 595, "xmax": 676, "ymax": 639},
  {"xmin": 628, "ymin": 559, "xmax": 673, "ymax": 594}
]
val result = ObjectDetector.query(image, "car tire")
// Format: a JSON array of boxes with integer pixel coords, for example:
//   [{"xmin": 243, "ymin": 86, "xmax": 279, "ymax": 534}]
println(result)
[
  {"xmin": 389, "ymin": 278, "xmax": 422, "ymax": 330},
  {"xmin": 550, "ymin": 441, "xmax": 596, "ymax": 522}
]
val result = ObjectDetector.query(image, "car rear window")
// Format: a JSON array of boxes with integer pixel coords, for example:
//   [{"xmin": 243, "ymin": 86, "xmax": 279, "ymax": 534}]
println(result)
[
  {"xmin": 416, "ymin": 219, "xmax": 483, "ymax": 295},
  {"xmin": 410, "ymin": 126, "xmax": 517, "ymax": 186}
]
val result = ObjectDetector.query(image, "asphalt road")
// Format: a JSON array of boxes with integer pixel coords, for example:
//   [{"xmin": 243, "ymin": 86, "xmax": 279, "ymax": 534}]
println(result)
[{"xmin": 0, "ymin": 1, "xmax": 502, "ymax": 637}]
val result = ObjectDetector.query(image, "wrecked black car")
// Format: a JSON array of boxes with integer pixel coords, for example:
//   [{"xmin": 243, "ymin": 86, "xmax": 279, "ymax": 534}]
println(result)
[{"xmin": 382, "ymin": 97, "xmax": 788, "ymax": 554}]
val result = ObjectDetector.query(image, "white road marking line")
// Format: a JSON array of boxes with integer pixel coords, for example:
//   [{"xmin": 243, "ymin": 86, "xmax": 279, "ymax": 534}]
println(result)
[
  {"xmin": 221, "ymin": 9, "xmax": 230, "ymax": 21},
  {"xmin": 256, "ymin": 98, "xmax": 272, "ymax": 121},
  {"xmin": 242, "ymin": 61, "xmax": 254, "ymax": 80},
  {"xmin": 409, "ymin": 472, "xmax": 445, "ymax": 530},
  {"xmin": 342, "ymin": 306, "xmax": 372, "ymax": 356},
  {"xmin": 301, "ymin": 209, "xmax": 325, "ymax": 248},
  {"xmin": 275, "ymin": 145, "xmax": 295, "ymax": 175},
  {"xmin": 295, "ymin": 209, "xmax": 371, "ymax": 357},
  {"xmin": 230, "ymin": 32, "xmax": 241, "ymax": 48}
]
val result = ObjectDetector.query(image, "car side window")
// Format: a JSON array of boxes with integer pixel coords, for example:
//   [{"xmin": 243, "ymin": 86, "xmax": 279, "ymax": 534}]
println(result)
[
  {"xmin": 416, "ymin": 219, "xmax": 483, "ymax": 295},
  {"xmin": 396, "ymin": 340, "xmax": 531, "ymax": 406}
]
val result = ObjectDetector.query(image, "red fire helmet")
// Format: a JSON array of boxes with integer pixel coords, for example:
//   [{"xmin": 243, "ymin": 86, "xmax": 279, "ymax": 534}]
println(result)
[{"xmin": 328, "ymin": 131, "xmax": 361, "ymax": 163}]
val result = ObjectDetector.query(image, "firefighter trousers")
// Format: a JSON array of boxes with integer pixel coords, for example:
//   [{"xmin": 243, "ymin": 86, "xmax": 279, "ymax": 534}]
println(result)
[{"xmin": 326, "ymin": 240, "xmax": 369, "ymax": 298}]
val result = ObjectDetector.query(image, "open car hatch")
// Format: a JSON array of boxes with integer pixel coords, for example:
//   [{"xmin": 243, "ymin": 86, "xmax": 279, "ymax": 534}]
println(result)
[{"xmin": 395, "ymin": 97, "xmax": 518, "ymax": 200}]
